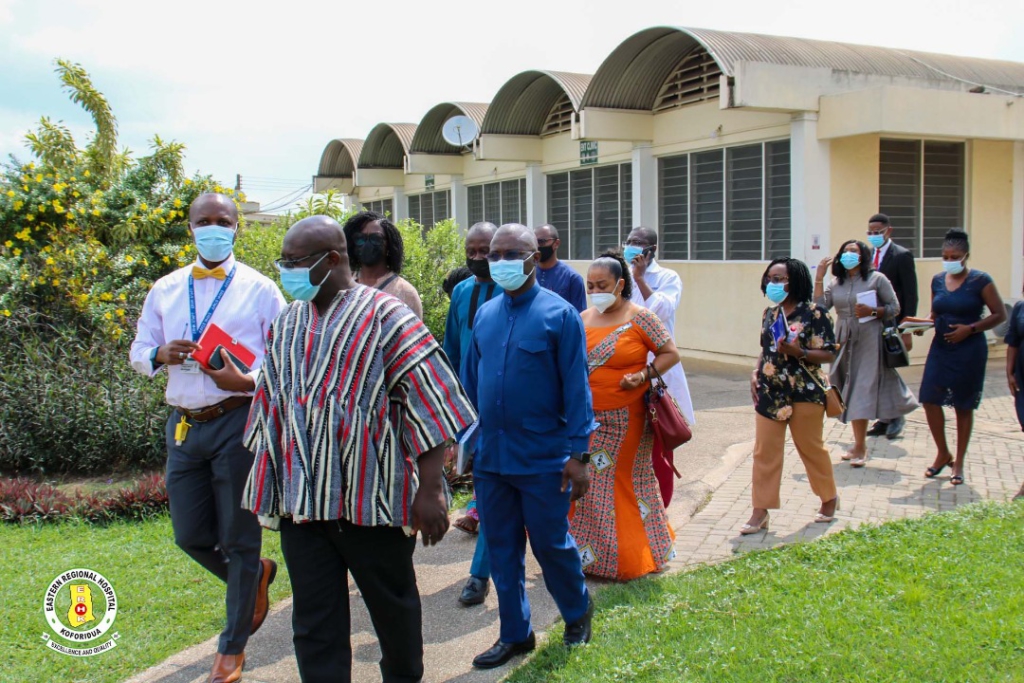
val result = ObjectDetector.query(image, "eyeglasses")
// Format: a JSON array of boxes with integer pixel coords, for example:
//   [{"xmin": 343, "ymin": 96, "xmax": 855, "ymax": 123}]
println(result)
[
  {"xmin": 866, "ymin": 229, "xmax": 887, "ymax": 236},
  {"xmin": 537, "ymin": 238, "xmax": 556, "ymax": 246},
  {"xmin": 765, "ymin": 276, "xmax": 789, "ymax": 284},
  {"xmin": 274, "ymin": 251, "xmax": 329, "ymax": 270},
  {"xmin": 623, "ymin": 240, "xmax": 650, "ymax": 248},
  {"xmin": 486, "ymin": 251, "xmax": 536, "ymax": 263}
]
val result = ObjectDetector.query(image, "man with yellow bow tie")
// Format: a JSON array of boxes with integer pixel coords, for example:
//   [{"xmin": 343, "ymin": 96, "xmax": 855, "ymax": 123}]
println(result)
[{"xmin": 130, "ymin": 192, "xmax": 285, "ymax": 683}]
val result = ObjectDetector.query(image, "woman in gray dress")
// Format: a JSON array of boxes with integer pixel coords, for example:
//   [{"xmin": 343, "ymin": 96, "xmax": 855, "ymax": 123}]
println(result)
[{"xmin": 814, "ymin": 240, "xmax": 919, "ymax": 466}]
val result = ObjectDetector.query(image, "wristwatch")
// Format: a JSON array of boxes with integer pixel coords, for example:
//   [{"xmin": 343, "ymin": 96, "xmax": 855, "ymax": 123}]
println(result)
[
  {"xmin": 871, "ymin": 309, "xmax": 878, "ymax": 318},
  {"xmin": 570, "ymin": 452, "xmax": 591, "ymax": 464}
]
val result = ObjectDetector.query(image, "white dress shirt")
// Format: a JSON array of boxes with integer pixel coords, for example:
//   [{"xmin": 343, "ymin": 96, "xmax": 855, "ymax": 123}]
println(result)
[
  {"xmin": 130, "ymin": 255, "xmax": 286, "ymax": 410},
  {"xmin": 630, "ymin": 259, "xmax": 696, "ymax": 424}
]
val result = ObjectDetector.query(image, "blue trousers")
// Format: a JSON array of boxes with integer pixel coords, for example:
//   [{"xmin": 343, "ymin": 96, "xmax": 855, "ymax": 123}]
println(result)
[
  {"xmin": 474, "ymin": 470, "xmax": 589, "ymax": 643},
  {"xmin": 469, "ymin": 522, "xmax": 491, "ymax": 580}
]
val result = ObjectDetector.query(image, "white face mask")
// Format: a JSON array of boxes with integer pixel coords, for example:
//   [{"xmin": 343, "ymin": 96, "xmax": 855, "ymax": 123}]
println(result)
[{"xmin": 588, "ymin": 282, "xmax": 622, "ymax": 313}]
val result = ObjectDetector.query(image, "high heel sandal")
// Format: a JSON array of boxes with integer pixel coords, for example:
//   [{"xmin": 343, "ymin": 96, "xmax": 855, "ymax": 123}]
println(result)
[
  {"xmin": 814, "ymin": 497, "xmax": 840, "ymax": 523},
  {"xmin": 740, "ymin": 513, "xmax": 770, "ymax": 535},
  {"xmin": 924, "ymin": 456, "xmax": 954, "ymax": 479}
]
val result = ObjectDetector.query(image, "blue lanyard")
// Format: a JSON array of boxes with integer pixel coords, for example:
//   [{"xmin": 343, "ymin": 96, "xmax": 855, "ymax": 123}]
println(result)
[{"xmin": 188, "ymin": 265, "xmax": 237, "ymax": 342}]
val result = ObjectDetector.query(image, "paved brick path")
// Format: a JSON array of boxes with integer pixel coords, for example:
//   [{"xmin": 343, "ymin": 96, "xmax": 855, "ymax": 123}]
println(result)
[{"xmin": 668, "ymin": 380, "xmax": 1024, "ymax": 568}]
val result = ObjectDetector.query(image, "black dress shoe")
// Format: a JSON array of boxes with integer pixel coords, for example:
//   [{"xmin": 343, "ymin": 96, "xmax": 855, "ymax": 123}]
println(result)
[
  {"xmin": 472, "ymin": 632, "xmax": 536, "ymax": 669},
  {"xmin": 563, "ymin": 596, "xmax": 595, "ymax": 647},
  {"xmin": 458, "ymin": 576, "xmax": 489, "ymax": 606},
  {"xmin": 885, "ymin": 417, "xmax": 905, "ymax": 440},
  {"xmin": 867, "ymin": 420, "xmax": 888, "ymax": 437}
]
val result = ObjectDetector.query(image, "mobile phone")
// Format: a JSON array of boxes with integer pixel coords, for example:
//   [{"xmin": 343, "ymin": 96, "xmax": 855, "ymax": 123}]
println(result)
[{"xmin": 208, "ymin": 345, "xmax": 251, "ymax": 373}]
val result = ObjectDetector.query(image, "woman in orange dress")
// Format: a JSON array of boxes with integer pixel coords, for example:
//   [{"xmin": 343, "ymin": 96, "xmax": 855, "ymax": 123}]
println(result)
[{"xmin": 571, "ymin": 252, "xmax": 681, "ymax": 581}]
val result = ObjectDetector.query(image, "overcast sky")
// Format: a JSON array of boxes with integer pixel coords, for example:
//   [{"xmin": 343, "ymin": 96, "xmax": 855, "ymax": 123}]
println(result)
[{"xmin": 1, "ymin": 0, "xmax": 1021, "ymax": 209}]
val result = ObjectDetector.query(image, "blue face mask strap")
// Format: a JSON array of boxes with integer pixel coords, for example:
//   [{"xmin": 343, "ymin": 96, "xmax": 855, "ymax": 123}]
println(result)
[{"xmin": 188, "ymin": 264, "xmax": 237, "ymax": 341}]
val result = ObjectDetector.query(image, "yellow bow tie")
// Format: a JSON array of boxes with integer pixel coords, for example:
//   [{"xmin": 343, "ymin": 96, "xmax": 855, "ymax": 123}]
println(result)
[{"xmin": 192, "ymin": 265, "xmax": 227, "ymax": 280}]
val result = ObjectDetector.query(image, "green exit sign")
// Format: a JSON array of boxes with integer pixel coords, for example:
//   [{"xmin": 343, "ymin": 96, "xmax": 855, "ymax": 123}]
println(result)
[{"xmin": 580, "ymin": 141, "xmax": 598, "ymax": 166}]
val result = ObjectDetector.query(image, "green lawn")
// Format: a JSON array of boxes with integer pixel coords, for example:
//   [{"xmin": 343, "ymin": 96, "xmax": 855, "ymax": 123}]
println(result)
[
  {"xmin": 1, "ymin": 515, "xmax": 289, "ymax": 683},
  {"xmin": 511, "ymin": 502, "xmax": 1024, "ymax": 683}
]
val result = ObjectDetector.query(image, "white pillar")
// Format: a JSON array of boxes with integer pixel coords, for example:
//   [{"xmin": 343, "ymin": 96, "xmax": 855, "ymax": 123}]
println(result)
[
  {"xmin": 392, "ymin": 187, "xmax": 407, "ymax": 221},
  {"xmin": 790, "ymin": 112, "xmax": 831, "ymax": 266},
  {"xmin": 450, "ymin": 175, "xmax": 468, "ymax": 233},
  {"xmin": 631, "ymin": 143, "xmax": 656, "ymax": 230},
  {"xmin": 525, "ymin": 163, "xmax": 545, "ymax": 227},
  {"xmin": 1012, "ymin": 141, "xmax": 1024, "ymax": 298}
]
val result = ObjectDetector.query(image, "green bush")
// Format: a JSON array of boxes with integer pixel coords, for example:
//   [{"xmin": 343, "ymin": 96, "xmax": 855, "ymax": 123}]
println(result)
[
  {"xmin": 396, "ymin": 218, "xmax": 464, "ymax": 341},
  {"xmin": 0, "ymin": 315, "xmax": 168, "ymax": 476}
]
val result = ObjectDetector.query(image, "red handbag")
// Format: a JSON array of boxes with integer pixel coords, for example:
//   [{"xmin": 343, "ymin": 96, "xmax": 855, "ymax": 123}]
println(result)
[{"xmin": 645, "ymin": 364, "xmax": 692, "ymax": 452}]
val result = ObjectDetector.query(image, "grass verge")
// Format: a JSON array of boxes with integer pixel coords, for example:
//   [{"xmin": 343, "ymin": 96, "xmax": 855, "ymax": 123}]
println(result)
[
  {"xmin": 1, "ymin": 514, "xmax": 288, "ymax": 683},
  {"xmin": 510, "ymin": 502, "xmax": 1024, "ymax": 683}
]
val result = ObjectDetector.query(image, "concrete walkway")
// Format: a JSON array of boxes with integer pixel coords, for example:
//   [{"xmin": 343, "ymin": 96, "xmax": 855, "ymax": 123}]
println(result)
[{"xmin": 125, "ymin": 361, "xmax": 1024, "ymax": 683}]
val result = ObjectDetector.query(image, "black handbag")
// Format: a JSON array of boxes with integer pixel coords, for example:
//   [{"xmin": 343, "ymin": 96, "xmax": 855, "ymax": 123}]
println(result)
[{"xmin": 882, "ymin": 322, "xmax": 910, "ymax": 369}]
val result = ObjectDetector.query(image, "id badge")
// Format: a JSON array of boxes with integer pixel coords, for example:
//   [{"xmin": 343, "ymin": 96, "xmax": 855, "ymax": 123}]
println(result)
[{"xmin": 180, "ymin": 359, "xmax": 201, "ymax": 374}]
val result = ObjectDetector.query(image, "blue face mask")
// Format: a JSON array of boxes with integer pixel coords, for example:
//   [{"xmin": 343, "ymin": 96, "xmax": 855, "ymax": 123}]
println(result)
[
  {"xmin": 489, "ymin": 256, "xmax": 533, "ymax": 291},
  {"xmin": 867, "ymin": 234, "xmax": 885, "ymax": 249},
  {"xmin": 839, "ymin": 252, "xmax": 861, "ymax": 270},
  {"xmin": 278, "ymin": 253, "xmax": 331, "ymax": 302},
  {"xmin": 623, "ymin": 245, "xmax": 645, "ymax": 263},
  {"xmin": 942, "ymin": 258, "xmax": 965, "ymax": 275},
  {"xmin": 765, "ymin": 282, "xmax": 788, "ymax": 304},
  {"xmin": 193, "ymin": 225, "xmax": 236, "ymax": 262}
]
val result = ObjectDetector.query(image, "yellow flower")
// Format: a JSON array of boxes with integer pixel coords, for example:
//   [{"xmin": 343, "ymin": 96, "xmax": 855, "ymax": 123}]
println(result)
[
  {"xmin": 173, "ymin": 198, "xmax": 182, "ymax": 208},
  {"xmin": 159, "ymin": 217, "xmax": 166, "ymax": 224},
  {"xmin": 92, "ymin": 209, "xmax": 101, "ymax": 216},
  {"xmin": 141, "ymin": 258, "xmax": 148, "ymax": 266},
  {"xmin": 45, "ymin": 257, "xmax": 55, "ymax": 265},
  {"xmin": 100, "ymin": 292, "xmax": 113, "ymax": 301},
  {"xmin": 163, "ymin": 255, "xmax": 170, "ymax": 263},
  {"xmin": 84, "ymin": 170, "xmax": 91, "ymax": 177},
  {"xmin": 91, "ymin": 268, "xmax": 98, "ymax": 275},
  {"xmin": 116, "ymin": 308, "xmax": 125, "ymax": 317},
  {"xmin": 183, "ymin": 178, "xmax": 192, "ymax": 185},
  {"xmin": 35, "ymin": 174, "xmax": 43, "ymax": 182},
  {"xmin": 4, "ymin": 240, "xmax": 11, "ymax": 247},
  {"xmin": 26, "ymin": 214, "xmax": 34, "ymax": 222},
  {"xmin": 72, "ymin": 190, "xmax": 80, "ymax": 198},
  {"xmin": 118, "ymin": 293, "xmax": 126, "ymax": 301},
  {"xmin": 22, "ymin": 185, "xmax": 28, "ymax": 192},
  {"xmin": 70, "ymin": 177, "xmax": 76, "ymax": 182},
  {"xmin": 184, "ymin": 244, "xmax": 191, "ymax": 252},
  {"xmin": 78, "ymin": 207, "xmax": 85, "ymax": 214},
  {"xmin": 140, "ymin": 203, "xmax": 148, "ymax": 211},
  {"xmin": 54, "ymin": 205, "xmax": 65, "ymax": 214},
  {"xmin": 51, "ymin": 278, "xmax": 60, "ymax": 286},
  {"xmin": 1, "ymin": 309, "xmax": 10, "ymax": 317},
  {"xmin": 176, "ymin": 251, "xmax": 185, "ymax": 259},
  {"xmin": 5, "ymin": 190, "xmax": 13, "ymax": 197},
  {"xmin": 125, "ymin": 255, "xmax": 134, "ymax": 263},
  {"xmin": 13, "ymin": 248, "xmax": 21, "ymax": 256},
  {"xmin": 104, "ymin": 311, "xmax": 113, "ymax": 320},
  {"xmin": 13, "ymin": 200, "xmax": 23, "ymax": 211}
]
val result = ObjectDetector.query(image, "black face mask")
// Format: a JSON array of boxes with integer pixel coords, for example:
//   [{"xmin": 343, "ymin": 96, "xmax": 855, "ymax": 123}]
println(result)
[
  {"xmin": 358, "ymin": 240, "xmax": 385, "ymax": 267},
  {"xmin": 538, "ymin": 245, "xmax": 555, "ymax": 263},
  {"xmin": 466, "ymin": 257, "xmax": 490, "ymax": 279}
]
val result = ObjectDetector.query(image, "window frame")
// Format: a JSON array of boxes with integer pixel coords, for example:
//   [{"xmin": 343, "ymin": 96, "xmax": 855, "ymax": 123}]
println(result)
[
  {"xmin": 466, "ymin": 178, "xmax": 528, "ymax": 226},
  {"xmin": 655, "ymin": 137, "xmax": 792, "ymax": 263},
  {"xmin": 544, "ymin": 162, "xmax": 633, "ymax": 261},
  {"xmin": 406, "ymin": 189, "xmax": 451, "ymax": 229}
]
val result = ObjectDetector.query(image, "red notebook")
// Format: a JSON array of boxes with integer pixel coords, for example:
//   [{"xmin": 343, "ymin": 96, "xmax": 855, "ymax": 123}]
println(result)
[{"xmin": 191, "ymin": 323, "xmax": 257, "ymax": 373}]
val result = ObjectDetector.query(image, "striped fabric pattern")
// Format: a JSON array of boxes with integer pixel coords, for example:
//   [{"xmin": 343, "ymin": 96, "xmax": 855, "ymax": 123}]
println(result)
[{"xmin": 242, "ymin": 285, "xmax": 476, "ymax": 528}]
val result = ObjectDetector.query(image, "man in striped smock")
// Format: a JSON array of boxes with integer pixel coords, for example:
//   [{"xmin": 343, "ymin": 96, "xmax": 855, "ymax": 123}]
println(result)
[{"xmin": 242, "ymin": 216, "xmax": 476, "ymax": 683}]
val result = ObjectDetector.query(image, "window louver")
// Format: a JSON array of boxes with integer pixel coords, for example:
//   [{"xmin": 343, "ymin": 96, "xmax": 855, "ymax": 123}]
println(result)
[
  {"xmin": 541, "ymin": 93, "xmax": 575, "ymax": 137},
  {"xmin": 653, "ymin": 47, "xmax": 722, "ymax": 113}
]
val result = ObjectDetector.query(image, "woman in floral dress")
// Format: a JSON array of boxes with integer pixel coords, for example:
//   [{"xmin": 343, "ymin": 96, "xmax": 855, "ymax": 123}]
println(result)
[
  {"xmin": 570, "ymin": 252, "xmax": 680, "ymax": 580},
  {"xmin": 742, "ymin": 258, "xmax": 840, "ymax": 535}
]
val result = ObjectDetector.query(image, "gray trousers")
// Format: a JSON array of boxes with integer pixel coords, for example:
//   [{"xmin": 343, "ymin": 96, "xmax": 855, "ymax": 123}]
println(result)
[{"xmin": 165, "ymin": 405, "xmax": 261, "ymax": 655}]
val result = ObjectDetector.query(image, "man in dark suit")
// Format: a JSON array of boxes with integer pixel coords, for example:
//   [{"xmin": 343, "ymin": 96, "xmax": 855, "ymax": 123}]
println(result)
[{"xmin": 866, "ymin": 212, "xmax": 918, "ymax": 440}]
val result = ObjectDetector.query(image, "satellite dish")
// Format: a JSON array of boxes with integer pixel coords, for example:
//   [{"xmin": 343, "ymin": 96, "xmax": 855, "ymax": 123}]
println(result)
[{"xmin": 441, "ymin": 115, "xmax": 479, "ymax": 148}]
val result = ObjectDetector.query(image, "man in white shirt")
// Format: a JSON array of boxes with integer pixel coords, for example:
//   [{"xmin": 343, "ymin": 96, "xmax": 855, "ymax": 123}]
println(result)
[
  {"xmin": 130, "ymin": 193, "xmax": 285, "ymax": 683},
  {"xmin": 625, "ymin": 226, "xmax": 695, "ymax": 507}
]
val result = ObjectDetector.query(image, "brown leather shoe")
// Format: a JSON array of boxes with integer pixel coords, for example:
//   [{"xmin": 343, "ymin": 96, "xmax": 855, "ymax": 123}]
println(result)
[
  {"xmin": 209, "ymin": 652, "xmax": 244, "ymax": 683},
  {"xmin": 250, "ymin": 558, "xmax": 277, "ymax": 636}
]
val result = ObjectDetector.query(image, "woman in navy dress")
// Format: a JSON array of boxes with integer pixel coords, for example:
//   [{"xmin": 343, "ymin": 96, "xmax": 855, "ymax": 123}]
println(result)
[
  {"xmin": 920, "ymin": 229, "xmax": 1005, "ymax": 485},
  {"xmin": 1002, "ymin": 294, "xmax": 1024, "ymax": 500}
]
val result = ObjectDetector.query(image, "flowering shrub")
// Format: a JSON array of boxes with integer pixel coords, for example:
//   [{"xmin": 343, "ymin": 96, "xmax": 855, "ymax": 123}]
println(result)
[{"xmin": 0, "ymin": 473, "xmax": 168, "ymax": 524}]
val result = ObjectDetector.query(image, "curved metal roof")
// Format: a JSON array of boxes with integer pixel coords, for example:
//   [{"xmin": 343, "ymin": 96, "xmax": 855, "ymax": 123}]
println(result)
[
  {"xmin": 409, "ymin": 102, "xmax": 489, "ymax": 155},
  {"xmin": 357, "ymin": 123, "xmax": 418, "ymax": 168},
  {"xmin": 582, "ymin": 26, "xmax": 1024, "ymax": 110},
  {"xmin": 481, "ymin": 70, "xmax": 592, "ymax": 135},
  {"xmin": 317, "ymin": 138, "xmax": 364, "ymax": 177}
]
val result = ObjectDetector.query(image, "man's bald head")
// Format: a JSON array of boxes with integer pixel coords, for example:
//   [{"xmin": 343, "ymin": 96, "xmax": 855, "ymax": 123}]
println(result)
[
  {"xmin": 189, "ymin": 193, "xmax": 239, "ymax": 224},
  {"xmin": 282, "ymin": 216, "xmax": 345, "ymax": 257},
  {"xmin": 467, "ymin": 222, "xmax": 497, "ymax": 241},
  {"xmin": 492, "ymin": 223, "xmax": 538, "ymax": 252}
]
